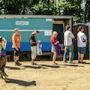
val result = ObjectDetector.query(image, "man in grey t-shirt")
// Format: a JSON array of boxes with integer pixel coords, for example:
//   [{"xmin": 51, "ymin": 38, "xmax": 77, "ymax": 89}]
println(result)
[{"xmin": 63, "ymin": 25, "xmax": 75, "ymax": 63}]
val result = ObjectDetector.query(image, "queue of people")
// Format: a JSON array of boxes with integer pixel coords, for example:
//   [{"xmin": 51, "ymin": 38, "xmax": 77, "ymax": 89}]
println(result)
[
  {"xmin": 0, "ymin": 25, "xmax": 87, "ymax": 81},
  {"xmin": 11, "ymin": 25, "xmax": 87, "ymax": 66}
]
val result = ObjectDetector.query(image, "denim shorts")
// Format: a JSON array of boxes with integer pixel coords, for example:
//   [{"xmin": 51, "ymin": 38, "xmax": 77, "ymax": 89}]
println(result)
[{"xmin": 78, "ymin": 47, "xmax": 86, "ymax": 54}]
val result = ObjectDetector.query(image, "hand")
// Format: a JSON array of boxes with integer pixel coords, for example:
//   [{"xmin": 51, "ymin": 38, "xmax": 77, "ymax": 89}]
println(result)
[
  {"xmin": 56, "ymin": 41, "xmax": 59, "ymax": 44},
  {"xmin": 37, "ymin": 40, "xmax": 41, "ymax": 43},
  {"xmin": 55, "ymin": 41, "xmax": 59, "ymax": 45},
  {"xmin": 36, "ymin": 40, "xmax": 40, "ymax": 44}
]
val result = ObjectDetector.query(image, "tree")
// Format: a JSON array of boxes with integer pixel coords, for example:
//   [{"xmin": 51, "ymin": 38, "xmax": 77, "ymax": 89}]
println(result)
[
  {"xmin": 0, "ymin": 0, "xmax": 39, "ymax": 14},
  {"xmin": 85, "ymin": 0, "xmax": 90, "ymax": 22},
  {"xmin": 31, "ymin": 0, "xmax": 56, "ymax": 15},
  {"xmin": 0, "ymin": 0, "xmax": 89, "ymax": 23}
]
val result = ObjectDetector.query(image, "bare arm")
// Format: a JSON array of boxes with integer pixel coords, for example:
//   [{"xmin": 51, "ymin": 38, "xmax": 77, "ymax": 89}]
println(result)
[
  {"xmin": 84, "ymin": 33, "xmax": 87, "ymax": 45},
  {"xmin": 70, "ymin": 32, "xmax": 75, "ymax": 39},
  {"xmin": 12, "ymin": 34, "xmax": 18, "ymax": 50},
  {"xmin": 20, "ymin": 34, "xmax": 21, "ymax": 41},
  {"xmin": 71, "ymin": 35, "xmax": 75, "ymax": 39}
]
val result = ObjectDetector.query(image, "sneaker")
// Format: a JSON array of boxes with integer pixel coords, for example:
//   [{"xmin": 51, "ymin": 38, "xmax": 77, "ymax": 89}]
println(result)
[
  {"xmin": 63, "ymin": 61, "xmax": 68, "ymax": 63},
  {"xmin": 70, "ymin": 61, "xmax": 75, "ymax": 64},
  {"xmin": 17, "ymin": 61, "xmax": 22, "ymax": 65},
  {"xmin": 15, "ymin": 62, "xmax": 21, "ymax": 66},
  {"xmin": 15, "ymin": 61, "xmax": 22, "ymax": 66}
]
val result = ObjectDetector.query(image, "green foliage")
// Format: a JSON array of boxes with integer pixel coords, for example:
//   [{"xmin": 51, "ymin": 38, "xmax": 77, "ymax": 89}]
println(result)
[
  {"xmin": 0, "ymin": 0, "xmax": 90, "ymax": 22},
  {"xmin": 31, "ymin": 0, "xmax": 57, "ymax": 15},
  {"xmin": 0, "ymin": 0, "xmax": 39, "ymax": 14},
  {"xmin": 58, "ymin": 0, "xmax": 84, "ymax": 22},
  {"xmin": 58, "ymin": 1, "xmax": 71, "ymax": 15}
]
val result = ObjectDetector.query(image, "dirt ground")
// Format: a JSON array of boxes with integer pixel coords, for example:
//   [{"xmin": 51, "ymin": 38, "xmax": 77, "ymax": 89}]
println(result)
[{"xmin": 0, "ymin": 60, "xmax": 90, "ymax": 90}]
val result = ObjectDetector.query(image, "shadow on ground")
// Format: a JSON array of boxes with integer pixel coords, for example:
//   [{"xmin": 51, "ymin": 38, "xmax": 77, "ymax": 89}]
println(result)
[
  {"xmin": 81, "ymin": 62, "xmax": 90, "ymax": 64},
  {"xmin": 62, "ymin": 63, "xmax": 84, "ymax": 67},
  {"xmin": 41, "ymin": 64, "xmax": 60, "ymax": 68},
  {"xmin": 23, "ymin": 65, "xmax": 43, "ymax": 69},
  {"xmin": 6, "ymin": 66, "xmax": 21, "ymax": 70},
  {"xmin": 6, "ymin": 78, "xmax": 36, "ymax": 86}
]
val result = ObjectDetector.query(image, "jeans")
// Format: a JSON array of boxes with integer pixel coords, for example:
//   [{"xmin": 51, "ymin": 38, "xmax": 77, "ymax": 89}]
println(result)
[{"xmin": 63, "ymin": 45, "xmax": 74, "ymax": 62}]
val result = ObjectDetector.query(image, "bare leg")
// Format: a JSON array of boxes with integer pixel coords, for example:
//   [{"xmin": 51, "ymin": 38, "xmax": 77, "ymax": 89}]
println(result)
[
  {"xmin": 16, "ymin": 56, "xmax": 19, "ymax": 61},
  {"xmin": 80, "ymin": 54, "xmax": 84, "ymax": 62},
  {"xmin": 31, "ymin": 60, "xmax": 37, "ymax": 65},
  {"xmin": 14, "ymin": 56, "xmax": 21, "ymax": 66},
  {"xmin": 14, "ymin": 56, "xmax": 16, "ymax": 62},
  {"xmin": 78, "ymin": 53, "xmax": 81, "ymax": 62},
  {"xmin": 14, "ymin": 55, "xmax": 19, "ymax": 62},
  {"xmin": 52, "ymin": 51, "xmax": 57, "ymax": 64},
  {"xmin": 31, "ymin": 59, "xmax": 34, "ymax": 64}
]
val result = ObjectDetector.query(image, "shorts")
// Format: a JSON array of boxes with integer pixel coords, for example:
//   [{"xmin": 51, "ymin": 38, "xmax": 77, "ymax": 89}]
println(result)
[
  {"xmin": 31, "ymin": 46, "xmax": 37, "ymax": 60},
  {"xmin": 51, "ymin": 46, "xmax": 56, "ymax": 52},
  {"xmin": 78, "ymin": 47, "xmax": 86, "ymax": 54},
  {"xmin": 14, "ymin": 48, "xmax": 20, "ymax": 56}
]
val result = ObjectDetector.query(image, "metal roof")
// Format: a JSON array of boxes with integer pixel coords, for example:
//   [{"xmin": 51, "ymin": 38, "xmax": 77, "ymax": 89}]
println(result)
[
  {"xmin": 74, "ymin": 23, "xmax": 88, "ymax": 26},
  {"xmin": 0, "ymin": 15, "xmax": 73, "ymax": 19}
]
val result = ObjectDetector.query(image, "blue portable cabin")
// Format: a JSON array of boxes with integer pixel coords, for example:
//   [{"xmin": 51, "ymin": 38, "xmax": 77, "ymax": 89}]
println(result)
[{"xmin": 0, "ymin": 15, "xmax": 73, "ymax": 52}]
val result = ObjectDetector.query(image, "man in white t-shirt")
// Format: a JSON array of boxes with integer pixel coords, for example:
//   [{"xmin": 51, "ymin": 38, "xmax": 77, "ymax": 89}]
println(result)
[
  {"xmin": 77, "ymin": 26, "xmax": 87, "ymax": 63},
  {"xmin": 63, "ymin": 25, "xmax": 75, "ymax": 63}
]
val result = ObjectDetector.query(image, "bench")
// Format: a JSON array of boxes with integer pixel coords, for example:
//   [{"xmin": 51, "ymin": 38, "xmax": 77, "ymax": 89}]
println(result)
[
  {"xmin": 36, "ymin": 45, "xmax": 65, "ymax": 60},
  {"xmin": 37, "ymin": 52, "xmax": 69, "ymax": 60}
]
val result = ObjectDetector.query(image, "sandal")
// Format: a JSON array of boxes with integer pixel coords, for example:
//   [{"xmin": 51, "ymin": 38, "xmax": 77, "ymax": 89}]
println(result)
[
  {"xmin": 78, "ymin": 61, "xmax": 86, "ymax": 63},
  {"xmin": 31, "ymin": 62, "xmax": 37, "ymax": 65},
  {"xmin": 78, "ymin": 61, "xmax": 81, "ymax": 63}
]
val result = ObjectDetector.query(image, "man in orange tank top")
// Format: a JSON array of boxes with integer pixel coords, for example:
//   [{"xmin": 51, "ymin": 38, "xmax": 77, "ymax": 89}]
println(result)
[{"xmin": 12, "ymin": 28, "xmax": 22, "ymax": 66}]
